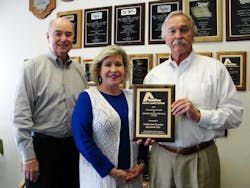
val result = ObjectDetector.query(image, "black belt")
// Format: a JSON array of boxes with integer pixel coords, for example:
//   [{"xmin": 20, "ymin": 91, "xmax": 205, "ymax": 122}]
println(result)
[
  {"xmin": 159, "ymin": 139, "xmax": 214, "ymax": 155},
  {"xmin": 32, "ymin": 132, "xmax": 74, "ymax": 143}
]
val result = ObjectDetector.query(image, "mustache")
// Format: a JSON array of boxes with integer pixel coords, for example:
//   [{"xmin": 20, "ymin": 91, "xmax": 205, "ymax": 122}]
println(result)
[{"xmin": 172, "ymin": 39, "xmax": 187, "ymax": 46}]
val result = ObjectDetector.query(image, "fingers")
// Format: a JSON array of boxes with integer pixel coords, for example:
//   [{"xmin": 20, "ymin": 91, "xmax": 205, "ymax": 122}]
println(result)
[
  {"xmin": 144, "ymin": 138, "xmax": 155, "ymax": 145},
  {"xmin": 126, "ymin": 164, "xmax": 145, "ymax": 183},
  {"xmin": 171, "ymin": 99, "xmax": 189, "ymax": 115},
  {"xmin": 24, "ymin": 159, "xmax": 39, "ymax": 182},
  {"xmin": 110, "ymin": 168, "xmax": 141, "ymax": 184},
  {"xmin": 171, "ymin": 98, "xmax": 200, "ymax": 122},
  {"xmin": 118, "ymin": 170, "xmax": 132, "ymax": 183},
  {"xmin": 137, "ymin": 138, "xmax": 155, "ymax": 145},
  {"xmin": 171, "ymin": 99, "xmax": 192, "ymax": 115},
  {"xmin": 136, "ymin": 139, "xmax": 143, "ymax": 145}
]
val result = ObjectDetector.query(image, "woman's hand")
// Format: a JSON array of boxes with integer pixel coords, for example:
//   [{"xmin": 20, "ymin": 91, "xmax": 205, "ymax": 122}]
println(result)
[
  {"xmin": 126, "ymin": 162, "xmax": 145, "ymax": 183},
  {"xmin": 109, "ymin": 168, "xmax": 133, "ymax": 183}
]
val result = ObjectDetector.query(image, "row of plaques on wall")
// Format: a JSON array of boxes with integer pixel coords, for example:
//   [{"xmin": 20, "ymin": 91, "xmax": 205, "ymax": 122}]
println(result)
[
  {"xmin": 71, "ymin": 51, "xmax": 247, "ymax": 91},
  {"xmin": 57, "ymin": 0, "xmax": 250, "ymax": 49}
]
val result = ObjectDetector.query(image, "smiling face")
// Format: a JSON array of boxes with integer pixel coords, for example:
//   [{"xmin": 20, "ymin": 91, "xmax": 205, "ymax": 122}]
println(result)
[
  {"xmin": 164, "ymin": 14, "xmax": 194, "ymax": 59},
  {"xmin": 46, "ymin": 18, "xmax": 74, "ymax": 61},
  {"xmin": 99, "ymin": 54, "xmax": 125, "ymax": 89}
]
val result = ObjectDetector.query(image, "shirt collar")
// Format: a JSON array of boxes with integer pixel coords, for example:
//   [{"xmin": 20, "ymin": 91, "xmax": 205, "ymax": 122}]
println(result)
[
  {"xmin": 169, "ymin": 50, "xmax": 195, "ymax": 71},
  {"xmin": 48, "ymin": 49, "xmax": 72, "ymax": 66}
]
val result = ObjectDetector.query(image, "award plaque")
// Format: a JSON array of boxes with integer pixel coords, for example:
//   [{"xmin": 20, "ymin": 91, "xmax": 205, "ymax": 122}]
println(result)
[
  {"xmin": 149, "ymin": 0, "xmax": 182, "ymax": 44},
  {"xmin": 155, "ymin": 53, "xmax": 170, "ymax": 65},
  {"xmin": 129, "ymin": 54, "xmax": 153, "ymax": 87},
  {"xmin": 185, "ymin": 0, "xmax": 222, "ymax": 42},
  {"xmin": 70, "ymin": 56, "xmax": 81, "ymax": 64},
  {"xmin": 198, "ymin": 52, "xmax": 212, "ymax": 57},
  {"xmin": 84, "ymin": 7, "xmax": 112, "ymax": 47},
  {"xmin": 217, "ymin": 51, "xmax": 246, "ymax": 91},
  {"xmin": 82, "ymin": 59, "xmax": 96, "ymax": 86},
  {"xmin": 29, "ymin": 0, "xmax": 55, "ymax": 19},
  {"xmin": 226, "ymin": 0, "xmax": 250, "ymax": 41},
  {"xmin": 133, "ymin": 85, "xmax": 175, "ymax": 142},
  {"xmin": 114, "ymin": 3, "xmax": 145, "ymax": 45}
]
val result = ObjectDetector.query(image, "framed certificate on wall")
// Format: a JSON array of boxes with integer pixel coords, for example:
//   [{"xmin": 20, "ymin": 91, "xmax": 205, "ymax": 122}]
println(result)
[
  {"xmin": 114, "ymin": 3, "xmax": 145, "ymax": 46},
  {"xmin": 155, "ymin": 53, "xmax": 170, "ymax": 65},
  {"xmin": 226, "ymin": 0, "xmax": 250, "ymax": 41},
  {"xmin": 185, "ymin": 0, "xmax": 222, "ymax": 42},
  {"xmin": 70, "ymin": 56, "xmax": 81, "ymax": 64},
  {"xmin": 82, "ymin": 59, "xmax": 95, "ymax": 86},
  {"xmin": 128, "ymin": 54, "xmax": 153, "ymax": 87},
  {"xmin": 217, "ymin": 51, "xmax": 246, "ymax": 91},
  {"xmin": 84, "ymin": 7, "xmax": 112, "ymax": 47}
]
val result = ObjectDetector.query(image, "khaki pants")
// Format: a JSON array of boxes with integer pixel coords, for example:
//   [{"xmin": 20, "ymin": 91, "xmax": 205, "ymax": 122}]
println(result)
[{"xmin": 149, "ymin": 142, "xmax": 220, "ymax": 188}]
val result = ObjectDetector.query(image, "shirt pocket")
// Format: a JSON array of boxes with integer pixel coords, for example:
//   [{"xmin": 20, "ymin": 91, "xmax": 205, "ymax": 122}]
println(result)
[{"xmin": 187, "ymin": 79, "xmax": 214, "ymax": 108}]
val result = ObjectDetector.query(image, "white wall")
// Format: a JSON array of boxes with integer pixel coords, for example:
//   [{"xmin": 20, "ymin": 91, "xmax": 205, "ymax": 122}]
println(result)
[{"xmin": 0, "ymin": 0, "xmax": 249, "ymax": 188}]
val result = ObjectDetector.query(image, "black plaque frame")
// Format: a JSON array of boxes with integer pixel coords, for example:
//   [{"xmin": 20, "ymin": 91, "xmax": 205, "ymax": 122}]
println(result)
[
  {"xmin": 114, "ymin": 3, "xmax": 145, "ymax": 46},
  {"xmin": 216, "ymin": 51, "xmax": 246, "ymax": 91},
  {"xmin": 148, "ymin": 0, "xmax": 182, "ymax": 44},
  {"xmin": 128, "ymin": 54, "xmax": 153, "ymax": 87},
  {"xmin": 133, "ymin": 84, "xmax": 175, "ymax": 142},
  {"xmin": 226, "ymin": 0, "xmax": 250, "ymax": 41},
  {"xmin": 84, "ymin": 7, "xmax": 112, "ymax": 47},
  {"xmin": 57, "ymin": 10, "xmax": 82, "ymax": 48},
  {"xmin": 185, "ymin": 0, "xmax": 222, "ymax": 42}
]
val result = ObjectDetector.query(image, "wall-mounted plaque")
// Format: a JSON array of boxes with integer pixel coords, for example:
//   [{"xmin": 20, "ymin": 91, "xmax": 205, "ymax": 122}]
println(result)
[
  {"xmin": 82, "ymin": 59, "xmax": 95, "ymax": 86},
  {"xmin": 128, "ymin": 54, "xmax": 153, "ymax": 87},
  {"xmin": 149, "ymin": 0, "xmax": 182, "ymax": 44},
  {"xmin": 133, "ymin": 84, "xmax": 175, "ymax": 142},
  {"xmin": 57, "ymin": 10, "xmax": 82, "ymax": 49},
  {"xmin": 226, "ymin": 0, "xmax": 250, "ymax": 41},
  {"xmin": 185, "ymin": 0, "xmax": 222, "ymax": 42},
  {"xmin": 114, "ymin": 3, "xmax": 145, "ymax": 46},
  {"xmin": 155, "ymin": 53, "xmax": 170, "ymax": 65},
  {"xmin": 29, "ymin": 0, "xmax": 55, "ymax": 19},
  {"xmin": 84, "ymin": 7, "xmax": 112, "ymax": 47},
  {"xmin": 198, "ymin": 52, "xmax": 212, "ymax": 57},
  {"xmin": 70, "ymin": 56, "xmax": 81, "ymax": 64},
  {"xmin": 216, "ymin": 51, "xmax": 246, "ymax": 91}
]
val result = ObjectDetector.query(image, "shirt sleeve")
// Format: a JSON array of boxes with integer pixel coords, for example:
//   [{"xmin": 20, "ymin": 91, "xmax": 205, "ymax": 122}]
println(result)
[
  {"xmin": 72, "ymin": 92, "xmax": 114, "ymax": 178},
  {"xmin": 13, "ymin": 60, "xmax": 36, "ymax": 161},
  {"xmin": 198, "ymin": 62, "xmax": 243, "ymax": 131}
]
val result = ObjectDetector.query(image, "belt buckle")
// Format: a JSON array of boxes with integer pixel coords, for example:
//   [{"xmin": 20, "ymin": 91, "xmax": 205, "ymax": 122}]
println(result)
[
  {"xmin": 176, "ymin": 147, "xmax": 183, "ymax": 155},
  {"xmin": 196, "ymin": 144, "xmax": 200, "ymax": 151}
]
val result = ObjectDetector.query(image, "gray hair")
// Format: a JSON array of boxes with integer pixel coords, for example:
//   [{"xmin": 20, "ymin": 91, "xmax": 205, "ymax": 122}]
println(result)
[
  {"xmin": 91, "ymin": 45, "xmax": 130, "ymax": 85},
  {"xmin": 48, "ymin": 17, "xmax": 75, "ymax": 36},
  {"xmin": 161, "ymin": 11, "xmax": 197, "ymax": 39}
]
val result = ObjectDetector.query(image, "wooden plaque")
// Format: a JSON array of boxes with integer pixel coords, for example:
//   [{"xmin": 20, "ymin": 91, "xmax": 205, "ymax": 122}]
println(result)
[{"xmin": 29, "ymin": 0, "xmax": 55, "ymax": 19}]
